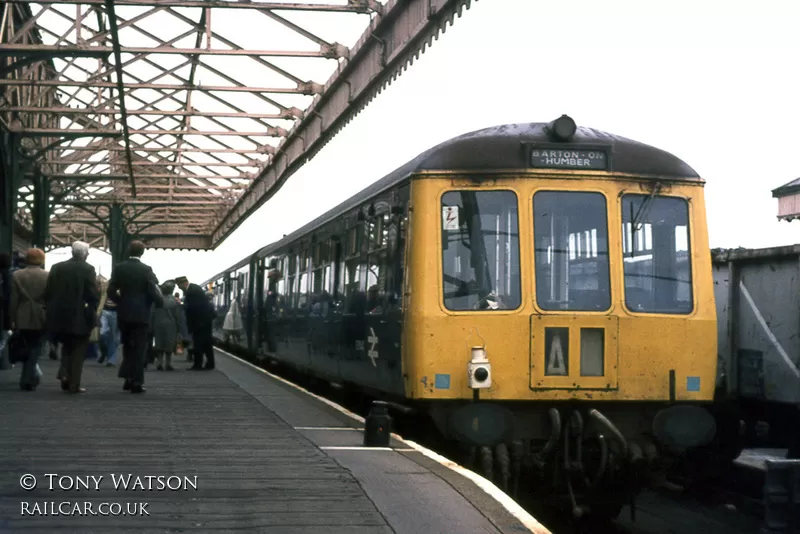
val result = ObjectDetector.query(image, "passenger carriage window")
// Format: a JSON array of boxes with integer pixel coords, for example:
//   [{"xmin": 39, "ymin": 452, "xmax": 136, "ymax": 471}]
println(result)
[
  {"xmin": 287, "ymin": 254, "xmax": 296, "ymax": 308},
  {"xmin": 263, "ymin": 256, "xmax": 280, "ymax": 315},
  {"xmin": 323, "ymin": 239, "xmax": 334, "ymax": 295},
  {"xmin": 310, "ymin": 241, "xmax": 332, "ymax": 316},
  {"xmin": 298, "ymin": 248, "xmax": 309, "ymax": 309},
  {"xmin": 227, "ymin": 275, "xmax": 235, "ymax": 307},
  {"xmin": 366, "ymin": 212, "xmax": 390, "ymax": 314},
  {"xmin": 621, "ymin": 195, "xmax": 693, "ymax": 314},
  {"xmin": 343, "ymin": 224, "xmax": 364, "ymax": 301},
  {"xmin": 533, "ymin": 191, "xmax": 611, "ymax": 311},
  {"xmin": 441, "ymin": 190, "xmax": 521, "ymax": 311},
  {"xmin": 312, "ymin": 241, "xmax": 324, "ymax": 295}
]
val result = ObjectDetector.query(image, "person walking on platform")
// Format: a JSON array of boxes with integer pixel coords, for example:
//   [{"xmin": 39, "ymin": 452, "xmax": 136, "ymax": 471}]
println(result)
[
  {"xmin": 44, "ymin": 241, "xmax": 99, "ymax": 394},
  {"xmin": 97, "ymin": 281, "xmax": 120, "ymax": 367},
  {"xmin": 8, "ymin": 248, "xmax": 48, "ymax": 391},
  {"xmin": 175, "ymin": 276, "xmax": 216, "ymax": 370},
  {"xmin": 86, "ymin": 276, "xmax": 107, "ymax": 362},
  {"xmin": 106, "ymin": 241, "xmax": 164, "ymax": 393},
  {"xmin": 152, "ymin": 280, "xmax": 187, "ymax": 371}
]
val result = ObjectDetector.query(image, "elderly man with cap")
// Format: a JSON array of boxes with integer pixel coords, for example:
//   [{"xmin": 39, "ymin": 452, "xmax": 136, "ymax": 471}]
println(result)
[
  {"xmin": 175, "ymin": 276, "xmax": 216, "ymax": 370},
  {"xmin": 8, "ymin": 248, "xmax": 49, "ymax": 391}
]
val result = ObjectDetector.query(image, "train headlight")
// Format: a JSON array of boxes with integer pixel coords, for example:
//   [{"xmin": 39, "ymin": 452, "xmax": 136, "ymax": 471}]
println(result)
[
  {"xmin": 580, "ymin": 328, "xmax": 605, "ymax": 377},
  {"xmin": 468, "ymin": 346, "xmax": 492, "ymax": 389},
  {"xmin": 546, "ymin": 114, "xmax": 577, "ymax": 142}
]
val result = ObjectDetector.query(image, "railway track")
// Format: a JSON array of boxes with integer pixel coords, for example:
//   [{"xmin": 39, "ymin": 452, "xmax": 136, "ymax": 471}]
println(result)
[{"xmin": 219, "ymin": 345, "xmax": 765, "ymax": 534}]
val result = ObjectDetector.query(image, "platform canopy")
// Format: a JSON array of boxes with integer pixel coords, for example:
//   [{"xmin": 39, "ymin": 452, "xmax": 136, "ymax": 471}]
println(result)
[{"xmin": 0, "ymin": 0, "xmax": 477, "ymax": 251}]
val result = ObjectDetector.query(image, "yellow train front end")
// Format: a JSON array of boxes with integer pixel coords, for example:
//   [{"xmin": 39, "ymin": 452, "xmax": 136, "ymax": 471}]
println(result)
[
  {"xmin": 400, "ymin": 129, "xmax": 718, "ymax": 516},
  {"xmin": 405, "ymin": 173, "xmax": 716, "ymax": 403}
]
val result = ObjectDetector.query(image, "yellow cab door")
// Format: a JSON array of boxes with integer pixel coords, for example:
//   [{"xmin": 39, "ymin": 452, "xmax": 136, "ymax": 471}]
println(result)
[{"xmin": 529, "ymin": 189, "xmax": 619, "ymax": 391}]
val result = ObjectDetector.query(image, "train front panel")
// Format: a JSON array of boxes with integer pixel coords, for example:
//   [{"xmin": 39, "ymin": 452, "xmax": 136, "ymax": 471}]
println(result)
[{"xmin": 403, "ymin": 172, "xmax": 717, "ymax": 405}]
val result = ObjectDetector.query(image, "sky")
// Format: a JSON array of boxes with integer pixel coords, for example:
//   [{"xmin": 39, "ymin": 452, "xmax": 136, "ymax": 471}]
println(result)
[{"xmin": 43, "ymin": 0, "xmax": 800, "ymax": 283}]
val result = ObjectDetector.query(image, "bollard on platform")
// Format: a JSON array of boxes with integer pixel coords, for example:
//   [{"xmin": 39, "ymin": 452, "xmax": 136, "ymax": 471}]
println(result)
[
  {"xmin": 762, "ymin": 459, "xmax": 800, "ymax": 533},
  {"xmin": 363, "ymin": 401, "xmax": 392, "ymax": 447}
]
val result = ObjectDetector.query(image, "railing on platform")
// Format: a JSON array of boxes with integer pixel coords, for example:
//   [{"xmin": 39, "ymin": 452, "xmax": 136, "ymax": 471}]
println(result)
[{"xmin": 763, "ymin": 459, "xmax": 800, "ymax": 533}]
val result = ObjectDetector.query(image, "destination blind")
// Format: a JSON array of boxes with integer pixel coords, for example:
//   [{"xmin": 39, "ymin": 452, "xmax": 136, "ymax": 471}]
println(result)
[{"xmin": 530, "ymin": 148, "xmax": 608, "ymax": 170}]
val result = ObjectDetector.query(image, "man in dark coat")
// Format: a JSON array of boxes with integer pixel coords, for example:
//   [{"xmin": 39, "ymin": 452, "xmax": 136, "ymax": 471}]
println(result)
[
  {"xmin": 107, "ymin": 240, "xmax": 164, "ymax": 393},
  {"xmin": 175, "ymin": 277, "xmax": 215, "ymax": 370},
  {"xmin": 44, "ymin": 241, "xmax": 99, "ymax": 394}
]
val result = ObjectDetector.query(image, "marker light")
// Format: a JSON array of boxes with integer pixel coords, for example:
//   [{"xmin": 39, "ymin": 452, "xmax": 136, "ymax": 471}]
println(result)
[
  {"xmin": 547, "ymin": 114, "xmax": 577, "ymax": 142},
  {"xmin": 468, "ymin": 346, "xmax": 492, "ymax": 389}
]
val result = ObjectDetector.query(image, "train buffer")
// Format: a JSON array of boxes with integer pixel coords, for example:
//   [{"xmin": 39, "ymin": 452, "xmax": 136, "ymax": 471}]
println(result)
[{"xmin": 0, "ymin": 350, "xmax": 549, "ymax": 533}]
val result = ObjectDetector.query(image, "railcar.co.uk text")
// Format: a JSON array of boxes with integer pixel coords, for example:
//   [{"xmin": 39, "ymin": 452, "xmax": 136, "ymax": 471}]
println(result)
[{"xmin": 17, "ymin": 473, "xmax": 199, "ymax": 517}]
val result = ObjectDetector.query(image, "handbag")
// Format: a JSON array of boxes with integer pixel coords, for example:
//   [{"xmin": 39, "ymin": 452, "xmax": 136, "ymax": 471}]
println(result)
[{"xmin": 8, "ymin": 331, "xmax": 29, "ymax": 364}]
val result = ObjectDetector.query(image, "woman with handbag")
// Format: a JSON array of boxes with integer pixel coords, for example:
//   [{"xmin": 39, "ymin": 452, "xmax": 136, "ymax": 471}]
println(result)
[{"xmin": 8, "ymin": 249, "xmax": 49, "ymax": 391}]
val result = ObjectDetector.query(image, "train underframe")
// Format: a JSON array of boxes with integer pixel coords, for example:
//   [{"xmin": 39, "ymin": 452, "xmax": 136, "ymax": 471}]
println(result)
[{"xmin": 426, "ymin": 399, "xmax": 742, "ymax": 520}]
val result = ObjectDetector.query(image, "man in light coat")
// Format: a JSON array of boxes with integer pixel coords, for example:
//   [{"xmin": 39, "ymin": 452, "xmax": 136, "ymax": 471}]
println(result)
[{"xmin": 9, "ymin": 248, "xmax": 49, "ymax": 391}]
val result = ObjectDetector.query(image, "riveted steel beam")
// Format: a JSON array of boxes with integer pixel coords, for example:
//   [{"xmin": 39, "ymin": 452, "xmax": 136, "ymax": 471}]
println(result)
[
  {"xmin": 66, "ymin": 200, "xmax": 227, "ymax": 206},
  {"xmin": 46, "ymin": 173, "xmax": 250, "ymax": 181},
  {"xmin": 0, "ymin": 48, "xmax": 109, "ymax": 76},
  {"xmin": 45, "ymin": 160, "xmax": 260, "ymax": 168},
  {"xmin": 3, "ymin": 106, "xmax": 304, "ymax": 120},
  {"xmin": 9, "ymin": 129, "xmax": 122, "ymax": 138},
  {"xmin": 0, "ymin": 79, "xmax": 324, "ymax": 95},
  {"xmin": 48, "ymin": 146, "xmax": 264, "ymax": 155},
  {"xmin": 6, "ymin": 1, "xmax": 378, "ymax": 13},
  {"xmin": 15, "ymin": 128, "xmax": 286, "ymax": 137},
  {"xmin": 104, "ymin": 0, "xmax": 136, "ymax": 197},
  {"xmin": 0, "ymin": 43, "xmax": 346, "ymax": 59}
]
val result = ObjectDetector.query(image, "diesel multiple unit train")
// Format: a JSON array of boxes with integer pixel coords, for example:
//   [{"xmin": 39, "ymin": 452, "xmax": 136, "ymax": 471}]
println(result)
[{"xmin": 202, "ymin": 116, "xmax": 733, "ymax": 519}]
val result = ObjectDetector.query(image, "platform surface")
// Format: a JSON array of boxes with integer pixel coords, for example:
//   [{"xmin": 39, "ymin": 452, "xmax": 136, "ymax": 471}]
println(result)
[{"xmin": 0, "ymin": 351, "xmax": 534, "ymax": 533}]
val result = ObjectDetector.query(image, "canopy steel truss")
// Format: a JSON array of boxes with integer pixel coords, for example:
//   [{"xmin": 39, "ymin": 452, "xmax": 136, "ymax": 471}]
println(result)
[{"xmin": 0, "ymin": 0, "xmax": 478, "ymax": 252}]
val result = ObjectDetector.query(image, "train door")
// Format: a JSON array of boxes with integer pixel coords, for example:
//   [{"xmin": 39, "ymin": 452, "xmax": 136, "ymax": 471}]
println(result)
[
  {"xmin": 530, "ymin": 190, "xmax": 619, "ymax": 391},
  {"xmin": 252, "ymin": 256, "xmax": 264, "ymax": 353},
  {"xmin": 329, "ymin": 237, "xmax": 343, "ymax": 372}
]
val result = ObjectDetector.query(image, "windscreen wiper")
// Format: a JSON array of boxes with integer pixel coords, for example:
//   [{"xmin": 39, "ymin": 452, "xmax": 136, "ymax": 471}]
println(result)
[{"xmin": 628, "ymin": 183, "xmax": 662, "ymax": 257}]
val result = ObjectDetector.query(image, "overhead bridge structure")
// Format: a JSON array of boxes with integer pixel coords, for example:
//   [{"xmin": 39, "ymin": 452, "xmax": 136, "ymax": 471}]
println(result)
[{"xmin": 0, "ymin": 0, "xmax": 477, "ymax": 262}]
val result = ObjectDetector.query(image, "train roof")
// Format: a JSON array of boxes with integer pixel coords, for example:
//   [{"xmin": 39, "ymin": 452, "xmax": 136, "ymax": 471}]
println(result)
[
  {"xmin": 203, "ymin": 118, "xmax": 700, "ymax": 284},
  {"xmin": 411, "ymin": 121, "xmax": 700, "ymax": 178}
]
